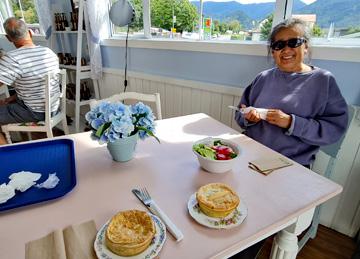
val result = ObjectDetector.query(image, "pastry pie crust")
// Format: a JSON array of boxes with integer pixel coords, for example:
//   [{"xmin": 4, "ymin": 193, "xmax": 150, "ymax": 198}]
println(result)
[
  {"xmin": 196, "ymin": 183, "xmax": 240, "ymax": 218},
  {"xmin": 105, "ymin": 210, "xmax": 156, "ymax": 256}
]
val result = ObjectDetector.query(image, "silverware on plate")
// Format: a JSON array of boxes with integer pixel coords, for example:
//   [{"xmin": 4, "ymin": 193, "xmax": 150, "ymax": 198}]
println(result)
[{"xmin": 132, "ymin": 188, "xmax": 184, "ymax": 242}]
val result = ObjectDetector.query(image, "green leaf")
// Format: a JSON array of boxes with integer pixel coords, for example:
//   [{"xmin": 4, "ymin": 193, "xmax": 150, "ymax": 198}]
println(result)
[
  {"xmin": 193, "ymin": 143, "xmax": 216, "ymax": 160},
  {"xmin": 229, "ymin": 153, "xmax": 237, "ymax": 158},
  {"xmin": 137, "ymin": 126, "xmax": 160, "ymax": 143},
  {"xmin": 214, "ymin": 140, "xmax": 223, "ymax": 146},
  {"xmin": 95, "ymin": 122, "xmax": 111, "ymax": 138}
]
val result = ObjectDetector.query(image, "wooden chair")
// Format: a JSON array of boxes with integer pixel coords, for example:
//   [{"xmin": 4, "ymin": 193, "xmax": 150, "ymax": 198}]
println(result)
[
  {"xmin": 298, "ymin": 105, "xmax": 356, "ymax": 250},
  {"xmin": 90, "ymin": 92, "xmax": 162, "ymax": 120},
  {"xmin": 1, "ymin": 69, "xmax": 69, "ymax": 144}
]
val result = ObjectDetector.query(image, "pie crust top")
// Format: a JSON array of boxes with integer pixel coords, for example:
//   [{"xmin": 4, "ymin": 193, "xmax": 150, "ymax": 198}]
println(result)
[
  {"xmin": 106, "ymin": 210, "xmax": 156, "ymax": 246},
  {"xmin": 196, "ymin": 183, "xmax": 240, "ymax": 211}
]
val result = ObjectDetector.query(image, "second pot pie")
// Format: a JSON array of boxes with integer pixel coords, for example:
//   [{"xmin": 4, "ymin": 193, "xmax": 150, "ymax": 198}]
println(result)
[
  {"xmin": 105, "ymin": 209, "xmax": 156, "ymax": 256},
  {"xmin": 196, "ymin": 183, "xmax": 240, "ymax": 218}
]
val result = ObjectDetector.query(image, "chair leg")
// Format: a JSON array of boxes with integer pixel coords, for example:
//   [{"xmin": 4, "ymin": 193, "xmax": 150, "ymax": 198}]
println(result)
[
  {"xmin": 46, "ymin": 128, "xmax": 54, "ymax": 138},
  {"xmin": 3, "ymin": 130, "xmax": 12, "ymax": 144},
  {"xmin": 309, "ymin": 206, "xmax": 321, "ymax": 239},
  {"xmin": 298, "ymin": 205, "xmax": 321, "ymax": 250},
  {"xmin": 62, "ymin": 116, "xmax": 70, "ymax": 135}
]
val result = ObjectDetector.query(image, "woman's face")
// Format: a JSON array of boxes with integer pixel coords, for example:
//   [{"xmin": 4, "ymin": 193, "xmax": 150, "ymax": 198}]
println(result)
[{"xmin": 271, "ymin": 26, "xmax": 308, "ymax": 73}]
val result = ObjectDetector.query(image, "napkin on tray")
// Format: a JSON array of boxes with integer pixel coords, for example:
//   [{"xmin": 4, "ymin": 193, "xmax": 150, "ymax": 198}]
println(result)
[
  {"xmin": 249, "ymin": 156, "xmax": 293, "ymax": 175},
  {"xmin": 25, "ymin": 220, "xmax": 97, "ymax": 259}
]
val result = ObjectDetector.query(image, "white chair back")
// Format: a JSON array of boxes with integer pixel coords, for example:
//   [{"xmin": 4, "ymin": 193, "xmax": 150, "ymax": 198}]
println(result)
[
  {"xmin": 1, "ymin": 69, "xmax": 69, "ymax": 144},
  {"xmin": 90, "ymin": 92, "xmax": 162, "ymax": 120},
  {"xmin": 298, "ymin": 105, "xmax": 356, "ymax": 250},
  {"xmin": 0, "ymin": 85, "xmax": 10, "ymax": 98}
]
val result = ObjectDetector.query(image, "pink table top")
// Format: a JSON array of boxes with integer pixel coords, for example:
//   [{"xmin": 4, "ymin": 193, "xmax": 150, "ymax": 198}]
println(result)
[{"xmin": 0, "ymin": 113, "xmax": 342, "ymax": 259}]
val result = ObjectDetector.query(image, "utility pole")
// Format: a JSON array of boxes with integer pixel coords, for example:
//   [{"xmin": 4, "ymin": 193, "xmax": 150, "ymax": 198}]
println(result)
[
  {"xmin": 199, "ymin": 0, "xmax": 203, "ymax": 40},
  {"xmin": 172, "ymin": 0, "xmax": 176, "ymax": 38}
]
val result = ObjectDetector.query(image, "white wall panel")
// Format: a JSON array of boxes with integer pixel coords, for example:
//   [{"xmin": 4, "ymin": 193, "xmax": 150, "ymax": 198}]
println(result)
[
  {"xmin": 190, "ymin": 89, "xmax": 202, "ymax": 114},
  {"xmin": 173, "ymin": 85, "xmax": 183, "ymax": 117},
  {"xmin": 221, "ymin": 94, "xmax": 236, "ymax": 128},
  {"xmin": 210, "ymin": 93, "xmax": 222, "ymax": 122},
  {"xmin": 182, "ymin": 87, "xmax": 192, "ymax": 116}
]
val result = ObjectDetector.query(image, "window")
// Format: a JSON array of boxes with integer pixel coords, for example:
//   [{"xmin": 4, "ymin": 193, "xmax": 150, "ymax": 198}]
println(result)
[
  {"xmin": 109, "ymin": 0, "xmax": 359, "ymax": 46},
  {"xmin": 195, "ymin": 1, "xmax": 276, "ymax": 42},
  {"xmin": 290, "ymin": 0, "xmax": 360, "ymax": 45},
  {"xmin": 111, "ymin": 0, "xmax": 277, "ymax": 41},
  {"xmin": 0, "ymin": 0, "xmax": 42, "ymax": 35},
  {"xmin": 151, "ymin": 0, "xmax": 198, "ymax": 39},
  {"xmin": 111, "ymin": 0, "xmax": 144, "ymax": 37}
]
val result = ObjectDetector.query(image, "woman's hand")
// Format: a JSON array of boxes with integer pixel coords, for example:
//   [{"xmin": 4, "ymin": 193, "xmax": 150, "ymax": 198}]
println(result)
[
  {"xmin": 266, "ymin": 109, "xmax": 292, "ymax": 129},
  {"xmin": 241, "ymin": 104, "xmax": 261, "ymax": 123}
]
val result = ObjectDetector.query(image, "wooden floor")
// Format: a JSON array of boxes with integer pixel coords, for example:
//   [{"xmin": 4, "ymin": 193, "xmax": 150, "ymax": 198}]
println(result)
[{"xmin": 258, "ymin": 225, "xmax": 357, "ymax": 259}]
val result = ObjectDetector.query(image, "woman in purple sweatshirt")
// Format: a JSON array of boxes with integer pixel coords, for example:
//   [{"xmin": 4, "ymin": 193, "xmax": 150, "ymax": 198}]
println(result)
[
  {"xmin": 233, "ymin": 17, "xmax": 348, "ymax": 259},
  {"xmin": 235, "ymin": 18, "xmax": 348, "ymax": 168}
]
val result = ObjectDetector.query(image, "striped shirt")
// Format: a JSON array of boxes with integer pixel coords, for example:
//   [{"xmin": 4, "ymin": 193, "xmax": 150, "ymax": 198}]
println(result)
[{"xmin": 0, "ymin": 45, "xmax": 60, "ymax": 113}]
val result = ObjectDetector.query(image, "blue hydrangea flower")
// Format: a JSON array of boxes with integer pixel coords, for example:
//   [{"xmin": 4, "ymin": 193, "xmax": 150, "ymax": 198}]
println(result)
[{"xmin": 85, "ymin": 100, "xmax": 157, "ymax": 143}]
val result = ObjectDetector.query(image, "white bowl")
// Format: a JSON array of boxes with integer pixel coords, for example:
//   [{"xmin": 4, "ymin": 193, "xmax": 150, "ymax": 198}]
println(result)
[{"xmin": 192, "ymin": 137, "xmax": 240, "ymax": 174}]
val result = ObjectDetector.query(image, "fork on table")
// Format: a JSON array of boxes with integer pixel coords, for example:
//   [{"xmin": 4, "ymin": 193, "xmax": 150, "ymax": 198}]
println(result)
[{"xmin": 132, "ymin": 187, "xmax": 184, "ymax": 242}]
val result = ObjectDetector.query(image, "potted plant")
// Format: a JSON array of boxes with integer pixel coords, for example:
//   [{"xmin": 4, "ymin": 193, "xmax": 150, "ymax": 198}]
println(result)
[{"xmin": 85, "ymin": 101, "xmax": 159, "ymax": 162}]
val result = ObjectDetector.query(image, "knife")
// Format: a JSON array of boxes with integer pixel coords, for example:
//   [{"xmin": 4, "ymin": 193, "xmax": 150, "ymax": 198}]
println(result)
[{"xmin": 132, "ymin": 189, "xmax": 184, "ymax": 242}]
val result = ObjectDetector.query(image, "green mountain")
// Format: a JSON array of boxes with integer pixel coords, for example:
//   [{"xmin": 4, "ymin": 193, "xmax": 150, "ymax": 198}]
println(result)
[
  {"xmin": 191, "ymin": 0, "xmax": 359, "ymax": 30},
  {"xmin": 295, "ymin": 0, "xmax": 360, "ymax": 28}
]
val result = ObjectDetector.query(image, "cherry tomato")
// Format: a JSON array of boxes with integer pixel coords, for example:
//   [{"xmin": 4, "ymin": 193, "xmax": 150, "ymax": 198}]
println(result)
[
  {"xmin": 216, "ymin": 146, "xmax": 232, "ymax": 155},
  {"xmin": 216, "ymin": 153, "xmax": 229, "ymax": 160}
]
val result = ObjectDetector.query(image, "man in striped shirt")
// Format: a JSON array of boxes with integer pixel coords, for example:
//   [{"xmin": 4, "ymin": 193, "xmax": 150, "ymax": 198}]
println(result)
[{"xmin": 0, "ymin": 17, "xmax": 60, "ymax": 144}]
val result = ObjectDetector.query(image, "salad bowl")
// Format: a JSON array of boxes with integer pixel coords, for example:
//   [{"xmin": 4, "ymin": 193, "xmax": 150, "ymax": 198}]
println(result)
[{"xmin": 192, "ymin": 137, "xmax": 240, "ymax": 173}]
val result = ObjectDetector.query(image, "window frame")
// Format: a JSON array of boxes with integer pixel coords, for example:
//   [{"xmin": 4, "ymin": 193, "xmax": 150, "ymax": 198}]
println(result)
[
  {"xmin": 109, "ymin": 0, "xmax": 360, "ymax": 48},
  {"xmin": 0, "ymin": 0, "xmax": 43, "ymax": 36}
]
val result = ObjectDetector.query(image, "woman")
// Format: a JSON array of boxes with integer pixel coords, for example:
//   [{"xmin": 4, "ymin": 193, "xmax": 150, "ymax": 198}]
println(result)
[
  {"xmin": 235, "ymin": 18, "xmax": 348, "ymax": 168},
  {"xmin": 233, "ymin": 18, "xmax": 348, "ymax": 259}
]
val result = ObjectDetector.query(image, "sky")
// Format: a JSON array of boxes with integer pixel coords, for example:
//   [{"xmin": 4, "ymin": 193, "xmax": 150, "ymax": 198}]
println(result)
[{"xmin": 201, "ymin": 0, "xmax": 317, "ymax": 4}]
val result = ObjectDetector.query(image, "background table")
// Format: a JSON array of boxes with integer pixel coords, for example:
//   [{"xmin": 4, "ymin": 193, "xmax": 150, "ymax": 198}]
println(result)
[{"xmin": 0, "ymin": 113, "xmax": 342, "ymax": 258}]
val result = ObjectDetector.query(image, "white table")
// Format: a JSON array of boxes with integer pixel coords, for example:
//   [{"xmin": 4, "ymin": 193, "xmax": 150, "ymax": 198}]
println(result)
[{"xmin": 0, "ymin": 113, "xmax": 342, "ymax": 258}]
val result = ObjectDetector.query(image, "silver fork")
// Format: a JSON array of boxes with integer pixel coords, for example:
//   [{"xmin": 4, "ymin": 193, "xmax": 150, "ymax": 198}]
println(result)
[
  {"xmin": 133, "ymin": 187, "xmax": 184, "ymax": 242},
  {"xmin": 139, "ymin": 187, "xmax": 152, "ymax": 206}
]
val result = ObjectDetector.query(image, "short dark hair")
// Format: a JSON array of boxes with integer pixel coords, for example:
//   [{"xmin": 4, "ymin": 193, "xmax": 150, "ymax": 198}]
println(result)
[
  {"xmin": 267, "ymin": 18, "xmax": 312, "ymax": 60},
  {"xmin": 3, "ymin": 17, "xmax": 28, "ymax": 40}
]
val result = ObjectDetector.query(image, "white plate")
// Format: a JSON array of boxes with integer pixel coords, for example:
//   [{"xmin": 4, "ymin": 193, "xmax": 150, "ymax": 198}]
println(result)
[
  {"xmin": 94, "ymin": 213, "xmax": 166, "ymax": 259},
  {"xmin": 187, "ymin": 193, "xmax": 247, "ymax": 229}
]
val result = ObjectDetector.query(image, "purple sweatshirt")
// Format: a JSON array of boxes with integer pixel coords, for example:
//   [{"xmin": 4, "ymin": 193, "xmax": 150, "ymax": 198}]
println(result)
[{"xmin": 235, "ymin": 66, "xmax": 348, "ymax": 165}]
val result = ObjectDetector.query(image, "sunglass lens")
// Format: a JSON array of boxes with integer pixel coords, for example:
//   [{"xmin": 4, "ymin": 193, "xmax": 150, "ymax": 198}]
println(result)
[
  {"xmin": 272, "ymin": 38, "xmax": 305, "ymax": 50},
  {"xmin": 272, "ymin": 40, "xmax": 285, "ymax": 50},
  {"xmin": 288, "ymin": 38, "xmax": 301, "ymax": 48}
]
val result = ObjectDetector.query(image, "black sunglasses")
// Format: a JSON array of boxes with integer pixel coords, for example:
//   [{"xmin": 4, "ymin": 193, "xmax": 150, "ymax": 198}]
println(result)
[{"xmin": 270, "ymin": 37, "xmax": 307, "ymax": 51}]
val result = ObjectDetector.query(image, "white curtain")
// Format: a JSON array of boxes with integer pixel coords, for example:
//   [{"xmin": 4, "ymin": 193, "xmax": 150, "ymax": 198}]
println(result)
[
  {"xmin": 34, "ymin": 0, "xmax": 53, "ymax": 39},
  {"xmin": 0, "ymin": 0, "xmax": 13, "ymax": 33},
  {"xmin": 85, "ymin": 0, "xmax": 110, "ymax": 79}
]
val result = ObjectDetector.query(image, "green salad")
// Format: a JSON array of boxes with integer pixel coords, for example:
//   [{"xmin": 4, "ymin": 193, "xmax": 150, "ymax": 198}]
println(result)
[{"xmin": 193, "ymin": 140, "xmax": 237, "ymax": 160}]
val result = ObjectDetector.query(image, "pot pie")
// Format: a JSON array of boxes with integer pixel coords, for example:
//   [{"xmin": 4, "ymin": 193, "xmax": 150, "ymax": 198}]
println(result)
[
  {"xmin": 196, "ymin": 183, "xmax": 240, "ymax": 218},
  {"xmin": 105, "ymin": 210, "xmax": 156, "ymax": 256}
]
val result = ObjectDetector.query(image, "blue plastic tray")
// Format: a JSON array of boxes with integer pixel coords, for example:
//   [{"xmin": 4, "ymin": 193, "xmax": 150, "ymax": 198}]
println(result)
[{"xmin": 0, "ymin": 138, "xmax": 76, "ymax": 212}]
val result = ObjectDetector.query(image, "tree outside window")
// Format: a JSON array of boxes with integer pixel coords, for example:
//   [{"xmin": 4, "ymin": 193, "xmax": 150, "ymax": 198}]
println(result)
[
  {"xmin": 8, "ymin": 0, "xmax": 41, "ymax": 34},
  {"xmin": 10, "ymin": 0, "xmax": 38, "ymax": 24}
]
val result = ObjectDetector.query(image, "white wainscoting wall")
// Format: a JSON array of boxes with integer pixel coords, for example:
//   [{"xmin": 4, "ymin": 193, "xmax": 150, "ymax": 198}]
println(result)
[{"xmin": 99, "ymin": 68, "xmax": 360, "ymax": 237}]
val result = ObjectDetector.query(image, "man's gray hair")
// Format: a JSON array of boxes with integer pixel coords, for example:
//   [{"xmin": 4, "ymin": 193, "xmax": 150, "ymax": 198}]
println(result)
[{"xmin": 3, "ymin": 17, "xmax": 28, "ymax": 40}]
